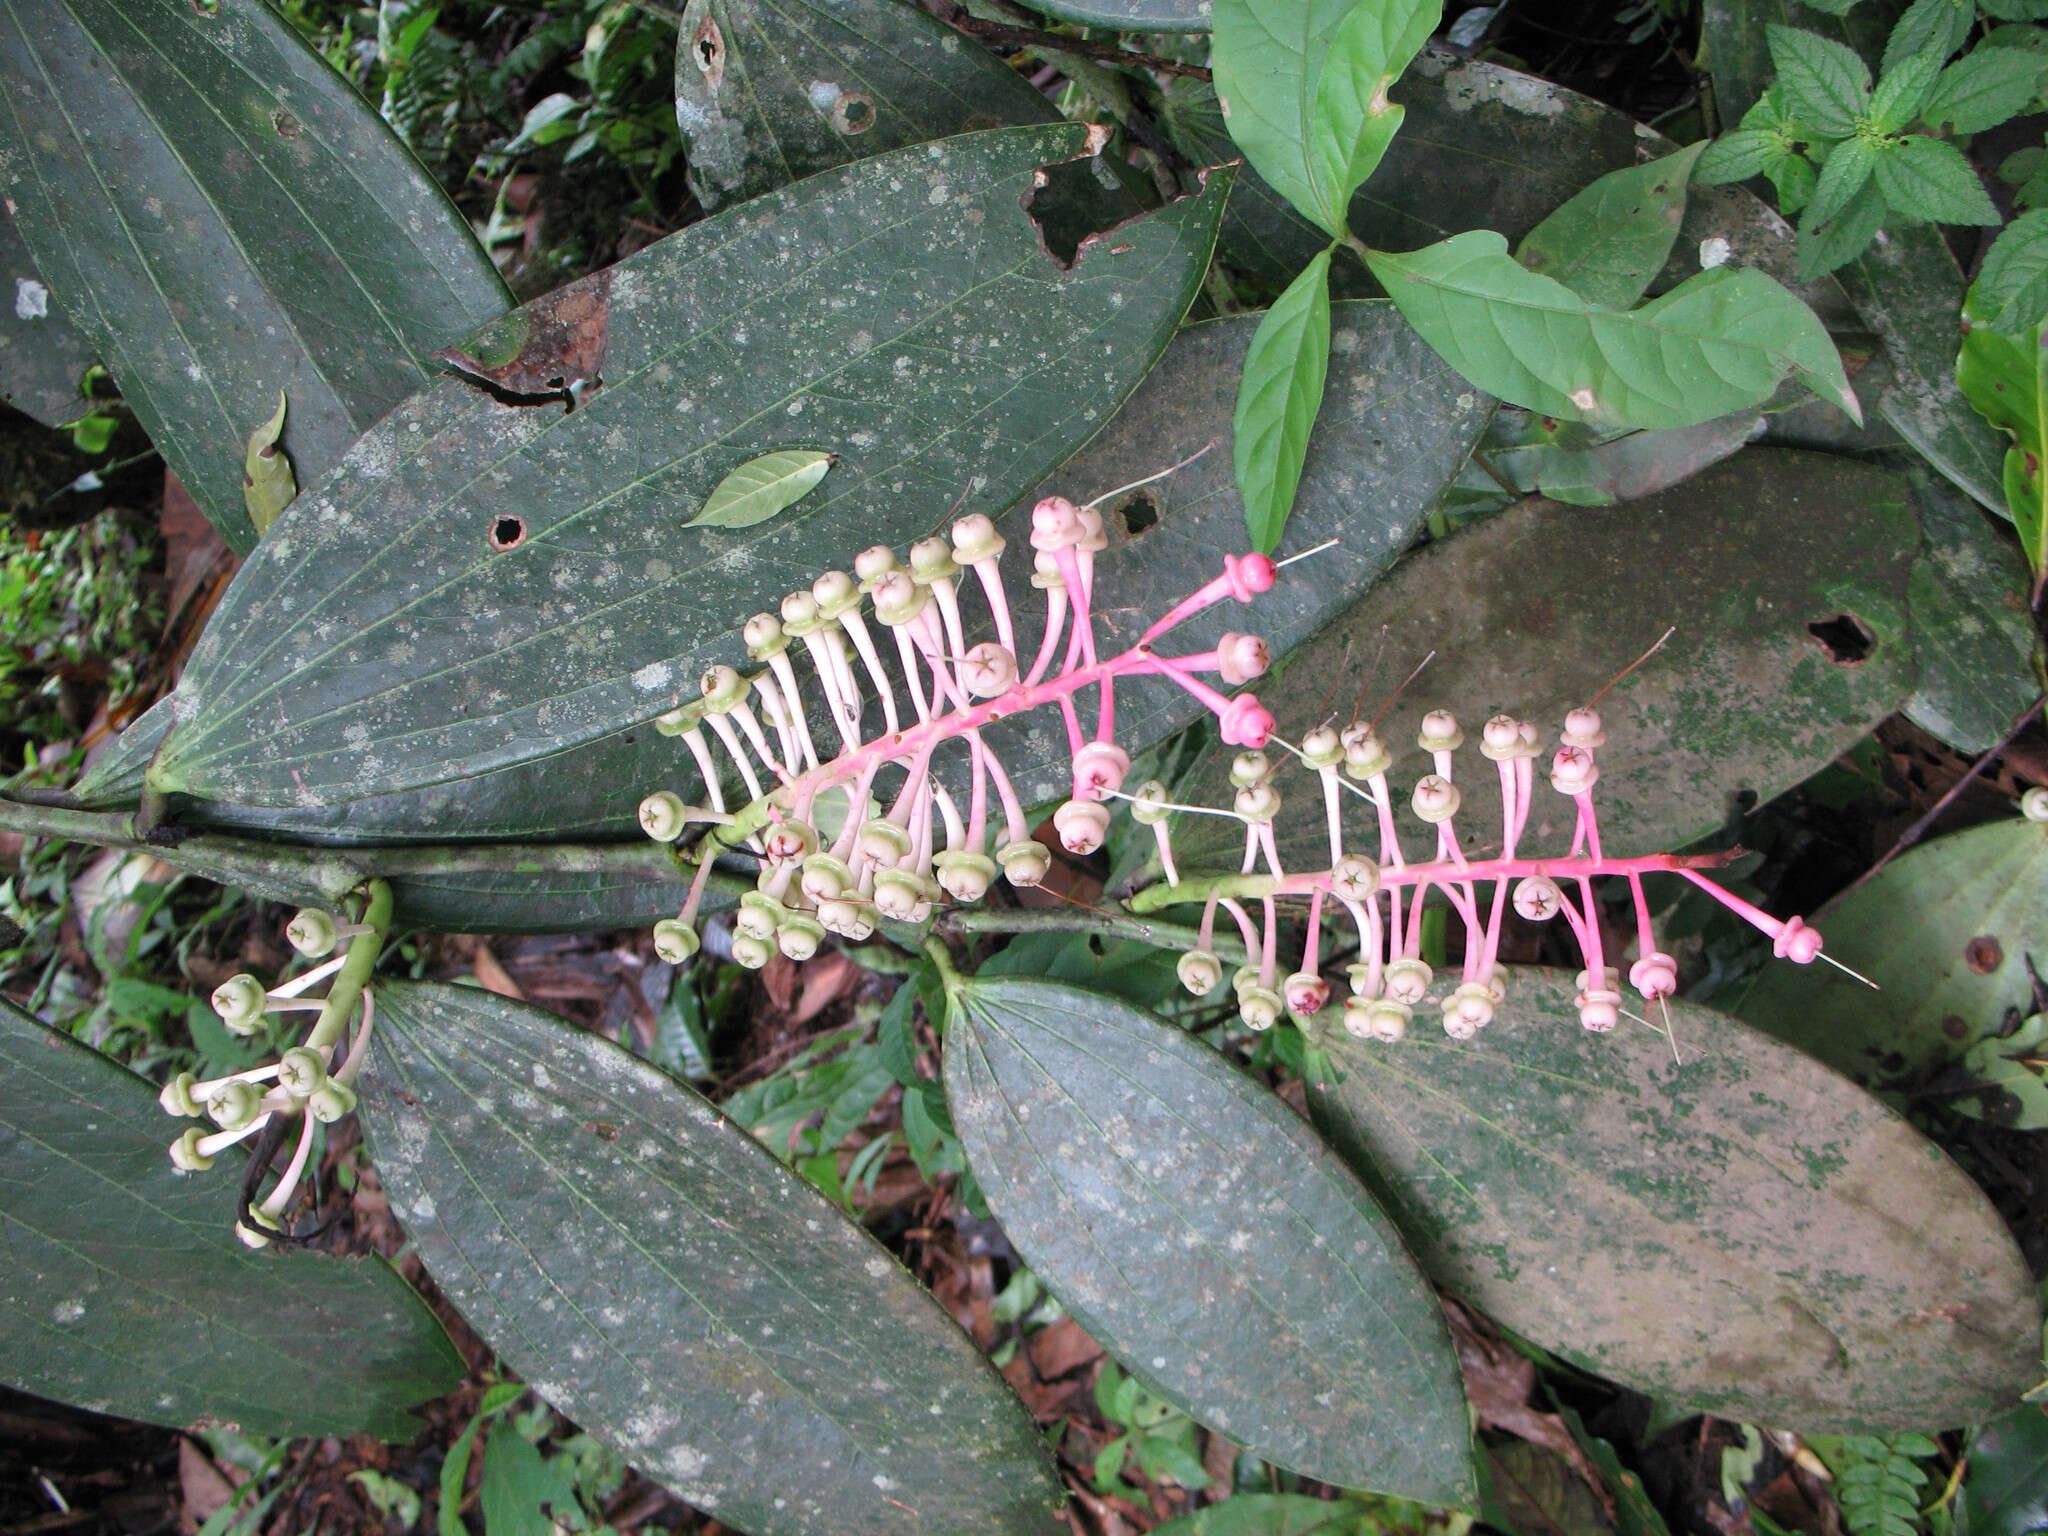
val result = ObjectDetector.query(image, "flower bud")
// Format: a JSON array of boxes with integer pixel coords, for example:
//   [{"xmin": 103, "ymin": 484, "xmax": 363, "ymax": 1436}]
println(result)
[
  {"xmin": 1233, "ymin": 781, "xmax": 1281, "ymax": 822},
  {"xmin": 1411, "ymin": 774, "xmax": 1460, "ymax": 823},
  {"xmin": 1284, "ymin": 972, "xmax": 1330, "ymax": 1019},
  {"xmin": 169, "ymin": 1127, "xmax": 216, "ymax": 1172},
  {"xmin": 286, "ymin": 909, "xmax": 339, "ymax": 958},
  {"xmin": 1512, "ymin": 876, "xmax": 1562, "ymax": 922},
  {"xmin": 951, "ymin": 514, "xmax": 1005, "ymax": 566},
  {"xmin": 962, "ymin": 642, "xmax": 1018, "ymax": 697},
  {"xmin": 800, "ymin": 852, "xmax": 854, "ymax": 904},
  {"xmin": 1030, "ymin": 548, "xmax": 1065, "ymax": 592},
  {"xmin": 909, "ymin": 537, "xmax": 957, "ymax": 584},
  {"xmin": 2023, "ymin": 786, "xmax": 2048, "ymax": 823},
  {"xmin": 159, "ymin": 1072, "xmax": 202, "ymax": 1119},
  {"xmin": 812, "ymin": 569, "xmax": 859, "ymax": 618},
  {"xmin": 1053, "ymin": 798, "xmax": 1111, "ymax": 855},
  {"xmin": 872, "ymin": 569, "xmax": 929, "ymax": 627},
  {"xmin": 207, "ymin": 1080, "xmax": 263, "ymax": 1132},
  {"xmin": 211, "ymin": 974, "xmax": 269, "ymax": 1036},
  {"xmin": 1238, "ymin": 984, "xmax": 1283, "ymax": 1032},
  {"xmin": 780, "ymin": 589, "xmax": 823, "ymax": 634},
  {"xmin": 736, "ymin": 892, "xmax": 785, "ymax": 941},
  {"xmin": 1383, "ymin": 957, "xmax": 1432, "ymax": 1004},
  {"xmin": 1029, "ymin": 495, "xmax": 1083, "ymax": 551},
  {"xmin": 1629, "ymin": 952, "xmax": 1679, "ymax": 999},
  {"xmin": 743, "ymin": 612, "xmax": 787, "ymax": 659},
  {"xmin": 731, "ymin": 931, "xmax": 776, "ymax": 970},
  {"xmin": 639, "ymin": 791, "xmax": 688, "ymax": 843},
  {"xmin": 235, "ymin": 1209, "xmax": 281, "ymax": 1249},
  {"xmin": 1229, "ymin": 749, "xmax": 1271, "ymax": 789},
  {"xmin": 761, "ymin": 818, "xmax": 819, "ymax": 866},
  {"xmin": 1129, "ymin": 779, "xmax": 1171, "ymax": 825},
  {"xmin": 1330, "ymin": 854, "xmax": 1379, "ymax": 901},
  {"xmin": 653, "ymin": 919, "xmax": 701, "ymax": 964},
  {"xmin": 1299, "ymin": 725, "xmax": 1343, "ymax": 770},
  {"xmin": 998, "ymin": 839, "xmax": 1051, "ymax": 887},
  {"xmin": 654, "ymin": 703, "xmax": 701, "ymax": 737},
  {"xmin": 1550, "ymin": 745, "xmax": 1599, "ymax": 796},
  {"xmin": 1417, "ymin": 710, "xmax": 1464, "ymax": 754},
  {"xmin": 1365, "ymin": 999, "xmax": 1411, "ymax": 1043},
  {"xmin": 1575, "ymin": 967, "xmax": 1623, "ymax": 1033},
  {"xmin": 1177, "ymin": 950, "xmax": 1223, "ymax": 996},
  {"xmin": 1771, "ymin": 915, "xmax": 1823, "ymax": 964},
  {"xmin": 1341, "ymin": 725, "xmax": 1391, "ymax": 780},
  {"xmin": 1561, "ymin": 706, "xmax": 1607, "ymax": 750},
  {"xmin": 777, "ymin": 911, "xmax": 827, "ymax": 962},
  {"xmin": 1232, "ymin": 965, "xmax": 1260, "ymax": 995},
  {"xmin": 1441, "ymin": 982, "xmax": 1495, "ymax": 1039},
  {"xmin": 1216, "ymin": 632, "xmax": 1270, "ymax": 686},
  {"xmin": 818, "ymin": 899, "xmax": 874, "ymax": 941},
  {"xmin": 1072, "ymin": 741, "xmax": 1131, "ymax": 799},
  {"xmin": 1345, "ymin": 961, "xmax": 1378, "ymax": 998},
  {"xmin": 854, "ymin": 544, "xmax": 898, "ymax": 590},
  {"xmin": 1219, "ymin": 695, "xmax": 1274, "ymax": 748},
  {"xmin": 1479, "ymin": 714, "xmax": 1523, "ymax": 761},
  {"xmin": 1076, "ymin": 506, "xmax": 1108, "ymax": 553},
  {"xmin": 858, "ymin": 819, "xmax": 913, "ymax": 866},
  {"xmin": 933, "ymin": 850, "xmax": 998, "ymax": 904},
  {"xmin": 1342, "ymin": 997, "xmax": 1376, "ymax": 1040},
  {"xmin": 278, "ymin": 1047, "xmax": 328, "ymax": 1099},
  {"xmin": 872, "ymin": 869, "xmax": 926, "ymax": 921}
]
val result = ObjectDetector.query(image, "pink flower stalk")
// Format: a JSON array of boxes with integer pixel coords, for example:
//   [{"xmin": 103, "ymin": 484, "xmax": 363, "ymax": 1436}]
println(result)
[
  {"xmin": 1136, "ymin": 704, "xmax": 1830, "ymax": 1040},
  {"xmin": 640, "ymin": 499, "xmax": 1283, "ymax": 969}
]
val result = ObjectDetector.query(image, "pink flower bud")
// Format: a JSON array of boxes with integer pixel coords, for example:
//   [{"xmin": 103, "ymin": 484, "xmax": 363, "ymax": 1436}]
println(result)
[
  {"xmin": 1513, "ymin": 876, "xmax": 1562, "ymax": 922},
  {"xmin": 1550, "ymin": 745, "xmax": 1599, "ymax": 796},
  {"xmin": 1072, "ymin": 741, "xmax": 1132, "ymax": 799},
  {"xmin": 1330, "ymin": 855, "xmax": 1379, "ymax": 901},
  {"xmin": 1300, "ymin": 725, "xmax": 1343, "ymax": 769},
  {"xmin": 1233, "ymin": 781, "xmax": 1281, "ymax": 823},
  {"xmin": 962, "ymin": 641, "xmax": 1018, "ymax": 697},
  {"xmin": 1384, "ymin": 957, "xmax": 1432, "ymax": 1004},
  {"xmin": 997, "ymin": 838, "xmax": 1052, "ymax": 887},
  {"xmin": 1561, "ymin": 706, "xmax": 1607, "ymax": 750},
  {"xmin": 1772, "ymin": 916, "xmax": 1823, "ymax": 964},
  {"xmin": 1411, "ymin": 774, "xmax": 1460, "ymax": 823},
  {"xmin": 871, "ymin": 568, "xmax": 929, "ymax": 627},
  {"xmin": 854, "ymin": 545, "xmax": 898, "ymax": 590},
  {"xmin": 1030, "ymin": 496, "xmax": 1083, "ymax": 551},
  {"xmin": 1219, "ymin": 695, "xmax": 1274, "ymax": 748},
  {"xmin": 1217, "ymin": 632, "xmax": 1270, "ymax": 686},
  {"xmin": 1629, "ymin": 952, "xmax": 1679, "ymax": 998},
  {"xmin": 950, "ymin": 514, "xmax": 1004, "ymax": 566},
  {"xmin": 1575, "ymin": 967, "xmax": 1623, "ymax": 1032},
  {"xmin": 1479, "ymin": 714, "xmax": 1522, "ymax": 760},
  {"xmin": 1223, "ymin": 552, "xmax": 1277, "ymax": 602},
  {"xmin": 1284, "ymin": 972, "xmax": 1330, "ymax": 1019},
  {"xmin": 761, "ymin": 819, "xmax": 817, "ymax": 866},
  {"xmin": 1417, "ymin": 710, "xmax": 1463, "ymax": 753},
  {"xmin": 1053, "ymin": 797, "xmax": 1111, "ymax": 854}
]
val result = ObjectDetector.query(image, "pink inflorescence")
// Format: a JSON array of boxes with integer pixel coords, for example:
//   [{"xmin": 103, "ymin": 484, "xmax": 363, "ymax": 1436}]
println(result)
[
  {"xmin": 637, "ymin": 495, "xmax": 1282, "ymax": 969},
  {"xmin": 1132, "ymin": 703, "xmax": 1827, "ymax": 1039}
]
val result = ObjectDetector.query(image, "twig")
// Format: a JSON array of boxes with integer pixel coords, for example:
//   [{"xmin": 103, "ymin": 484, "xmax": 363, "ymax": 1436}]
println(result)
[{"xmin": 939, "ymin": 5, "xmax": 1211, "ymax": 80}]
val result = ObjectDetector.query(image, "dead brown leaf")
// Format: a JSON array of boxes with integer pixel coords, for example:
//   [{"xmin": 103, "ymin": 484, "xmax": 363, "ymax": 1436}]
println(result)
[
  {"xmin": 1027, "ymin": 1317, "xmax": 1105, "ymax": 1382},
  {"xmin": 177, "ymin": 1437, "xmax": 237, "ymax": 1535},
  {"xmin": 471, "ymin": 942, "xmax": 524, "ymax": 1001},
  {"xmin": 1446, "ymin": 1299, "xmax": 1610, "ymax": 1510}
]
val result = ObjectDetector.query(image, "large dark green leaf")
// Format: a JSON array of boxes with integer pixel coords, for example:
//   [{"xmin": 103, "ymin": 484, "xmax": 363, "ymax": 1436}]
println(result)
[
  {"xmin": 0, "ymin": 197, "xmax": 92, "ymax": 427},
  {"xmin": 0, "ymin": 0, "xmax": 510, "ymax": 552},
  {"xmin": 673, "ymin": 0, "xmax": 1057, "ymax": 210},
  {"xmin": 1306, "ymin": 967, "xmax": 2042, "ymax": 1431},
  {"xmin": 1903, "ymin": 470, "xmax": 2039, "ymax": 753},
  {"xmin": 1014, "ymin": 0, "xmax": 1211, "ymax": 29},
  {"xmin": 358, "ymin": 980, "xmax": 1061, "ymax": 1536},
  {"xmin": 144, "ymin": 126, "xmax": 1225, "ymax": 812},
  {"xmin": 0, "ymin": 997, "xmax": 461, "ymax": 1438},
  {"xmin": 944, "ymin": 973, "xmax": 1475, "ymax": 1507},
  {"xmin": 83, "ymin": 295, "xmax": 1483, "ymax": 867},
  {"xmin": 1962, "ymin": 1406, "xmax": 2048, "ymax": 1536},
  {"xmin": 1735, "ymin": 817, "xmax": 2048, "ymax": 1086},
  {"xmin": 1134, "ymin": 449, "xmax": 1919, "ymax": 883}
]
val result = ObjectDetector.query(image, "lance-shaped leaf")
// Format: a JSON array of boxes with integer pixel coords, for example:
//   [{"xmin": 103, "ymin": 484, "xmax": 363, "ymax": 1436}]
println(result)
[
  {"xmin": 0, "ymin": 997, "xmax": 461, "ymax": 1438},
  {"xmin": 1735, "ymin": 817, "xmax": 2048, "ymax": 1088},
  {"xmin": 1131, "ymin": 449, "xmax": 1918, "ymax": 885},
  {"xmin": 1013, "ymin": 0, "xmax": 1211, "ymax": 28},
  {"xmin": 1306, "ymin": 967, "xmax": 2043, "ymax": 1431},
  {"xmin": 1365, "ymin": 233, "xmax": 1858, "ymax": 431},
  {"xmin": 0, "ymin": 200, "xmax": 93, "ymax": 427},
  {"xmin": 1234, "ymin": 251, "xmax": 1333, "ymax": 550},
  {"xmin": 0, "ymin": 0, "xmax": 509, "ymax": 553},
  {"xmin": 1515, "ymin": 145, "xmax": 1706, "ymax": 310},
  {"xmin": 674, "ymin": 0, "xmax": 1058, "ymax": 209},
  {"xmin": 943, "ymin": 973, "xmax": 1475, "ymax": 1506},
  {"xmin": 1305, "ymin": 0, "xmax": 1442, "ymax": 234},
  {"xmin": 685, "ymin": 448, "xmax": 834, "ymax": 529},
  {"xmin": 143, "ymin": 126, "xmax": 1228, "ymax": 812},
  {"xmin": 357, "ymin": 980, "xmax": 1062, "ymax": 1536}
]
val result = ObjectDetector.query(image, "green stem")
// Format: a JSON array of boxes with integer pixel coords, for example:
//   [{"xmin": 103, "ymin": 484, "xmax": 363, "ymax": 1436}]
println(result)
[
  {"xmin": 306, "ymin": 880, "xmax": 390, "ymax": 1054},
  {"xmin": 942, "ymin": 901, "xmax": 1242, "ymax": 961},
  {"xmin": 921, "ymin": 933, "xmax": 963, "ymax": 1001},
  {"xmin": 1127, "ymin": 873, "xmax": 1277, "ymax": 915}
]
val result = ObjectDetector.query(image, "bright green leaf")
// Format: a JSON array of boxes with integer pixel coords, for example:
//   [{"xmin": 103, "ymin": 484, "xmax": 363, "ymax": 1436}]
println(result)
[
  {"xmin": 241, "ymin": 392, "xmax": 296, "ymax": 539},
  {"xmin": 1957, "ymin": 307, "xmax": 2048, "ymax": 574},
  {"xmin": 1973, "ymin": 210, "xmax": 2048, "ymax": 331},
  {"xmin": 684, "ymin": 448, "xmax": 835, "ymax": 529},
  {"xmin": 1873, "ymin": 135, "xmax": 2001, "ymax": 224},
  {"xmin": 944, "ymin": 974, "xmax": 1476, "ymax": 1506},
  {"xmin": 1766, "ymin": 148, "xmax": 1821, "ymax": 213},
  {"xmin": 1366, "ymin": 232, "xmax": 1859, "ymax": 430},
  {"xmin": 1868, "ymin": 49, "xmax": 1945, "ymax": 129},
  {"xmin": 1768, "ymin": 23, "xmax": 1873, "ymax": 138},
  {"xmin": 1696, "ymin": 129, "xmax": 1778, "ymax": 185},
  {"xmin": 1882, "ymin": 0, "xmax": 1976, "ymax": 74},
  {"xmin": 1978, "ymin": 0, "xmax": 2048, "ymax": 19},
  {"xmin": 1922, "ymin": 47, "xmax": 2048, "ymax": 133},
  {"xmin": 1234, "ymin": 250, "xmax": 1334, "ymax": 552},
  {"xmin": 1803, "ymin": 136, "xmax": 1879, "ymax": 229},
  {"xmin": 1516, "ymin": 144, "xmax": 1704, "ymax": 309},
  {"xmin": 1797, "ymin": 176, "xmax": 1889, "ymax": 277},
  {"xmin": 1959, "ymin": 1014, "xmax": 2048, "ymax": 1129},
  {"xmin": 1305, "ymin": 0, "xmax": 1443, "ymax": 230}
]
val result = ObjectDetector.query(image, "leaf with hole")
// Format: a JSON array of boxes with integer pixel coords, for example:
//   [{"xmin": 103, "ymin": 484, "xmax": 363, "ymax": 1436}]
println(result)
[
  {"xmin": 1735, "ymin": 817, "xmax": 2048, "ymax": 1088},
  {"xmin": 673, "ymin": 0, "xmax": 1058, "ymax": 210},
  {"xmin": 1515, "ymin": 145, "xmax": 1706, "ymax": 309},
  {"xmin": 0, "ymin": 0, "xmax": 510, "ymax": 551},
  {"xmin": 0, "ymin": 997, "xmax": 461, "ymax": 1437},
  {"xmin": 141, "ymin": 127, "xmax": 1227, "ymax": 814},
  {"xmin": 1306, "ymin": 967, "xmax": 2042, "ymax": 1430},
  {"xmin": 943, "ymin": 973, "xmax": 1475, "ymax": 1506},
  {"xmin": 357, "ymin": 980, "xmax": 1062, "ymax": 1536},
  {"xmin": 685, "ymin": 449, "xmax": 835, "ymax": 529},
  {"xmin": 1306, "ymin": 0, "xmax": 1443, "ymax": 233}
]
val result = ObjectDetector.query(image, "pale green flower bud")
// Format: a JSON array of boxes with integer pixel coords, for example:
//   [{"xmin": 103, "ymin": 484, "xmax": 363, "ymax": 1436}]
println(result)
[
  {"xmin": 639, "ymin": 791, "xmax": 688, "ymax": 843},
  {"xmin": 207, "ymin": 1080, "xmax": 262, "ymax": 1132},
  {"xmin": 277, "ymin": 1046, "xmax": 328, "ymax": 1099},
  {"xmin": 653, "ymin": 919, "xmax": 701, "ymax": 965},
  {"xmin": 169, "ymin": 1127, "xmax": 215, "ymax": 1172},
  {"xmin": 159, "ymin": 1071, "xmax": 202, "ymax": 1119},
  {"xmin": 211, "ymin": 973, "xmax": 269, "ymax": 1035},
  {"xmin": 286, "ymin": 909, "xmax": 339, "ymax": 958},
  {"xmin": 308, "ymin": 1081, "xmax": 358, "ymax": 1124}
]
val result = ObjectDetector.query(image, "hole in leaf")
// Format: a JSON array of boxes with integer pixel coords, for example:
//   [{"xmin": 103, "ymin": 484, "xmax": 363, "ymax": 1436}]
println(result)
[
  {"xmin": 831, "ymin": 92, "xmax": 876, "ymax": 135},
  {"xmin": 488, "ymin": 515, "xmax": 527, "ymax": 551},
  {"xmin": 1966, "ymin": 935, "xmax": 2004, "ymax": 974},
  {"xmin": 693, "ymin": 16, "xmax": 723, "ymax": 86},
  {"xmin": 1120, "ymin": 490, "xmax": 1160, "ymax": 536},
  {"xmin": 272, "ymin": 109, "xmax": 301, "ymax": 139},
  {"xmin": 1806, "ymin": 612, "xmax": 1874, "ymax": 665},
  {"xmin": 1021, "ymin": 149, "xmax": 1139, "ymax": 271}
]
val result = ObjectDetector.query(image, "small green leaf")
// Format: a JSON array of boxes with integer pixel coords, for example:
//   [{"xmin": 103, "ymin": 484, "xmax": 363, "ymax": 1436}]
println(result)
[
  {"xmin": 1516, "ymin": 144, "xmax": 1705, "ymax": 309},
  {"xmin": 1768, "ymin": 23, "xmax": 1873, "ymax": 137},
  {"xmin": 1798, "ymin": 177, "xmax": 1890, "ymax": 277},
  {"xmin": 241, "ymin": 391, "xmax": 296, "ymax": 538},
  {"xmin": 1881, "ymin": 0, "xmax": 1975, "ymax": 74},
  {"xmin": 1978, "ymin": 0, "xmax": 2048, "ymax": 20},
  {"xmin": 1696, "ymin": 129, "xmax": 1778, "ymax": 185},
  {"xmin": 683, "ymin": 449, "xmax": 835, "ymax": 529},
  {"xmin": 1922, "ymin": 47, "xmax": 2048, "ymax": 133},
  {"xmin": 1766, "ymin": 149, "xmax": 1821, "ymax": 214},
  {"xmin": 1868, "ymin": 50, "xmax": 1945, "ymax": 130},
  {"xmin": 1149, "ymin": 1495, "xmax": 1381, "ymax": 1535},
  {"xmin": 1959, "ymin": 1014, "xmax": 2048, "ymax": 1129},
  {"xmin": 1873, "ymin": 136, "xmax": 2001, "ymax": 224},
  {"xmin": 1803, "ymin": 138, "xmax": 1880, "ymax": 230},
  {"xmin": 1305, "ymin": 0, "xmax": 1443, "ymax": 232},
  {"xmin": 1957, "ymin": 307, "xmax": 2048, "ymax": 574},
  {"xmin": 1974, "ymin": 210, "xmax": 2048, "ymax": 332},
  {"xmin": 1234, "ymin": 250, "xmax": 1334, "ymax": 552},
  {"xmin": 1366, "ymin": 232, "xmax": 1860, "ymax": 430}
]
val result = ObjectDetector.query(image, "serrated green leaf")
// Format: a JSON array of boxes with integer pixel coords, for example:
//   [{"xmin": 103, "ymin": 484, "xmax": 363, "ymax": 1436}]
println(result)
[
  {"xmin": 1234, "ymin": 250, "xmax": 1333, "ymax": 551},
  {"xmin": 1804, "ymin": 137, "xmax": 1880, "ymax": 229},
  {"xmin": 1973, "ymin": 210, "xmax": 2048, "ymax": 332},
  {"xmin": 1767, "ymin": 148, "xmax": 1822, "ymax": 212},
  {"xmin": 1873, "ymin": 136, "xmax": 2001, "ymax": 224},
  {"xmin": 0, "ymin": 0, "xmax": 510, "ymax": 553},
  {"xmin": 1367, "ymin": 233, "xmax": 1859, "ymax": 430},
  {"xmin": 1306, "ymin": 0, "xmax": 1443, "ymax": 230},
  {"xmin": 1884, "ymin": 0, "xmax": 1976, "ymax": 73},
  {"xmin": 1978, "ymin": 0, "xmax": 2048, "ymax": 19},
  {"xmin": 1697, "ymin": 129, "xmax": 1779, "ymax": 185},
  {"xmin": 1516, "ymin": 145, "xmax": 1704, "ymax": 309},
  {"xmin": 1308, "ymin": 967, "xmax": 2042, "ymax": 1430},
  {"xmin": 143, "ymin": 127, "xmax": 1228, "ymax": 814},
  {"xmin": 673, "ymin": 0, "xmax": 1059, "ymax": 210},
  {"xmin": 0, "ymin": 200, "xmax": 93, "ymax": 428},
  {"xmin": 1010, "ymin": 0, "xmax": 1209, "ymax": 27},
  {"xmin": 1798, "ymin": 176, "xmax": 1889, "ymax": 276},
  {"xmin": 241, "ymin": 392, "xmax": 296, "ymax": 539},
  {"xmin": 358, "ymin": 980, "xmax": 1062, "ymax": 1536},
  {"xmin": 1768, "ymin": 23, "xmax": 1872, "ymax": 137},
  {"xmin": 1922, "ymin": 47, "xmax": 2048, "ymax": 134},
  {"xmin": 0, "ymin": 997, "xmax": 461, "ymax": 1437},
  {"xmin": 944, "ymin": 974, "xmax": 1475, "ymax": 1506},
  {"xmin": 684, "ymin": 449, "xmax": 834, "ymax": 530},
  {"xmin": 1868, "ymin": 49, "xmax": 1944, "ymax": 130},
  {"xmin": 1737, "ymin": 817, "xmax": 2048, "ymax": 1087}
]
